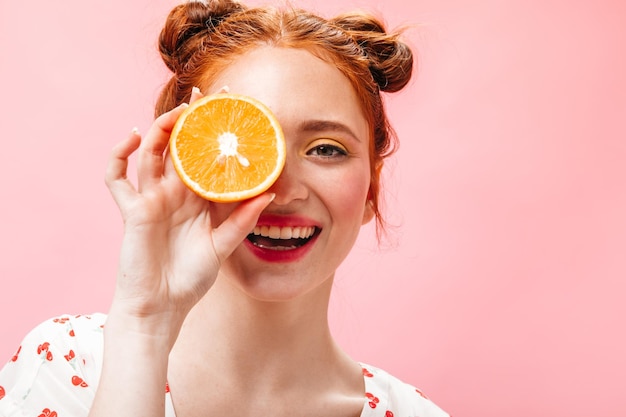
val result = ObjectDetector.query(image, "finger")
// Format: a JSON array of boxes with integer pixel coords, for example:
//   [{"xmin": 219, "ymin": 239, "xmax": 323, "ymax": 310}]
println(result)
[
  {"xmin": 137, "ymin": 102, "xmax": 188, "ymax": 191},
  {"xmin": 216, "ymin": 85, "xmax": 230, "ymax": 94},
  {"xmin": 190, "ymin": 86, "xmax": 204, "ymax": 103},
  {"xmin": 105, "ymin": 128, "xmax": 142, "ymax": 208},
  {"xmin": 211, "ymin": 193, "xmax": 276, "ymax": 262}
]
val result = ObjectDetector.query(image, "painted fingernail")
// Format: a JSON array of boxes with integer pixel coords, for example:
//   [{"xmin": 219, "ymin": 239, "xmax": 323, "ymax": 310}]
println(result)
[
  {"xmin": 192, "ymin": 86, "xmax": 201, "ymax": 95},
  {"xmin": 131, "ymin": 127, "xmax": 140, "ymax": 135}
]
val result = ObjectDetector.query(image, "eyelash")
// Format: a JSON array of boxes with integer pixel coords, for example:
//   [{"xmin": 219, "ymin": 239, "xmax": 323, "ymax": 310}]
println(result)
[{"xmin": 306, "ymin": 143, "xmax": 348, "ymax": 159}]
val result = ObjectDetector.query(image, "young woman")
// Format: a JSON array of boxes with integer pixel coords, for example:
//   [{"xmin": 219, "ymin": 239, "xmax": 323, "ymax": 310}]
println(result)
[{"xmin": 0, "ymin": 1, "xmax": 449, "ymax": 416}]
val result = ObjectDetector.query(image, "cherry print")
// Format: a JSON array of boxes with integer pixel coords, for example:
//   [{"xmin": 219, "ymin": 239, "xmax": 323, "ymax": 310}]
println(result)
[
  {"xmin": 415, "ymin": 388, "xmax": 429, "ymax": 399},
  {"xmin": 69, "ymin": 329, "xmax": 75, "ymax": 337},
  {"xmin": 37, "ymin": 342, "xmax": 53, "ymax": 361},
  {"xmin": 362, "ymin": 367, "xmax": 374, "ymax": 378},
  {"xmin": 365, "ymin": 392, "xmax": 379, "ymax": 408},
  {"xmin": 52, "ymin": 317, "xmax": 68, "ymax": 324},
  {"xmin": 165, "ymin": 382, "xmax": 170, "ymax": 393},
  {"xmin": 71, "ymin": 375, "xmax": 89, "ymax": 388},
  {"xmin": 11, "ymin": 345, "xmax": 21, "ymax": 362},
  {"xmin": 385, "ymin": 411, "xmax": 394, "ymax": 417},
  {"xmin": 38, "ymin": 408, "xmax": 57, "ymax": 417},
  {"xmin": 37, "ymin": 342, "xmax": 50, "ymax": 355},
  {"xmin": 0, "ymin": 385, "xmax": 5, "ymax": 400},
  {"xmin": 64, "ymin": 349, "xmax": 76, "ymax": 362}
]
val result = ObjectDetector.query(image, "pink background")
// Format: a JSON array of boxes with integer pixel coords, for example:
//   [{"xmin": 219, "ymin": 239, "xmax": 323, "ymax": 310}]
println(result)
[{"xmin": 1, "ymin": 0, "xmax": 625, "ymax": 415}]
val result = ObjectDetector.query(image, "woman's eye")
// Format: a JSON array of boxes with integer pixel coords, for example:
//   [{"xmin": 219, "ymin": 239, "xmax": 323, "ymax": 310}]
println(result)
[{"xmin": 307, "ymin": 144, "xmax": 348, "ymax": 158}]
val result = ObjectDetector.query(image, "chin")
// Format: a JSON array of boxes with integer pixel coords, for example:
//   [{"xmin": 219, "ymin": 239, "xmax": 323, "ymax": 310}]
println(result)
[{"xmin": 218, "ymin": 261, "xmax": 334, "ymax": 305}]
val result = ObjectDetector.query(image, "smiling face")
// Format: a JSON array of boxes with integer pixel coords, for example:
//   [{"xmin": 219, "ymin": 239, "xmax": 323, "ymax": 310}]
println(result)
[{"xmin": 206, "ymin": 46, "xmax": 374, "ymax": 301}]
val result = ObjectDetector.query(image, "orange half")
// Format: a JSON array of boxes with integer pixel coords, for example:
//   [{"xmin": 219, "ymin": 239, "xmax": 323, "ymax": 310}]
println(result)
[{"xmin": 170, "ymin": 93, "xmax": 286, "ymax": 202}]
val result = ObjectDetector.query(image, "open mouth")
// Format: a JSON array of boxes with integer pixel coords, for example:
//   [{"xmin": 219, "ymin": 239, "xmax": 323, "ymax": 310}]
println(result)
[{"xmin": 247, "ymin": 225, "xmax": 320, "ymax": 251}]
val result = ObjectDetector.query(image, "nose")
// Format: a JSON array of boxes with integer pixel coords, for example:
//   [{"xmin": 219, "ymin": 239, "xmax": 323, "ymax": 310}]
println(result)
[{"xmin": 267, "ymin": 157, "xmax": 308, "ymax": 205}]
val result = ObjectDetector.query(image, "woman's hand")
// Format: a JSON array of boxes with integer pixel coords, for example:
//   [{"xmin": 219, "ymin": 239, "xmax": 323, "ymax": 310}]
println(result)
[{"xmin": 104, "ymin": 88, "xmax": 272, "ymax": 339}]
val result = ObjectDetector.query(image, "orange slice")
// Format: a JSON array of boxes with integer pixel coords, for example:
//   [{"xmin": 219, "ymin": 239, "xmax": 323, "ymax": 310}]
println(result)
[{"xmin": 170, "ymin": 93, "xmax": 286, "ymax": 202}]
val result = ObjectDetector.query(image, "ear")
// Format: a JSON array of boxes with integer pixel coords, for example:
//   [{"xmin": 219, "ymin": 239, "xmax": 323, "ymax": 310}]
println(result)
[{"xmin": 362, "ymin": 198, "xmax": 375, "ymax": 225}]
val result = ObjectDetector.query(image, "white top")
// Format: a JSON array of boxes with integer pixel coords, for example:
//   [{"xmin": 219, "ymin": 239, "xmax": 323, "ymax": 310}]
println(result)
[{"xmin": 0, "ymin": 314, "xmax": 449, "ymax": 417}]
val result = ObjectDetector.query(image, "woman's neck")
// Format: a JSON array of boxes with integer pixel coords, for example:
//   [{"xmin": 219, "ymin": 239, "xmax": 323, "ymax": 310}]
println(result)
[
  {"xmin": 166, "ymin": 274, "xmax": 366, "ymax": 417},
  {"xmin": 169, "ymin": 273, "xmax": 345, "ymax": 386}
]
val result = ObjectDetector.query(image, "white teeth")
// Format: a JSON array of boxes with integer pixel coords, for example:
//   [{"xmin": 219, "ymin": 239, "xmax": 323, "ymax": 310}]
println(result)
[
  {"xmin": 268, "ymin": 226, "xmax": 281, "ymax": 239},
  {"xmin": 252, "ymin": 226, "xmax": 316, "ymax": 239},
  {"xmin": 280, "ymin": 227, "xmax": 292, "ymax": 239}
]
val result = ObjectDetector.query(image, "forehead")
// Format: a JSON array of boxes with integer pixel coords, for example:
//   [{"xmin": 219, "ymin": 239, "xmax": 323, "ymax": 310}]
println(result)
[{"xmin": 206, "ymin": 46, "xmax": 369, "ymax": 142}]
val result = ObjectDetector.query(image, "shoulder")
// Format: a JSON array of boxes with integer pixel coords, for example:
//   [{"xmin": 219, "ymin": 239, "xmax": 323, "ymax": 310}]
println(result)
[
  {"xmin": 7, "ymin": 313, "xmax": 107, "ymax": 373},
  {"xmin": 0, "ymin": 313, "xmax": 107, "ymax": 416},
  {"xmin": 24, "ymin": 313, "xmax": 107, "ymax": 343},
  {"xmin": 361, "ymin": 363, "xmax": 450, "ymax": 417}
]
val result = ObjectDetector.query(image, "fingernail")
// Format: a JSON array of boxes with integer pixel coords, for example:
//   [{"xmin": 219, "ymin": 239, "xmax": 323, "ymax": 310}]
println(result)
[
  {"xmin": 192, "ymin": 86, "xmax": 201, "ymax": 95},
  {"xmin": 267, "ymin": 193, "xmax": 276, "ymax": 202},
  {"xmin": 218, "ymin": 85, "xmax": 230, "ymax": 93},
  {"xmin": 131, "ymin": 127, "xmax": 140, "ymax": 135}
]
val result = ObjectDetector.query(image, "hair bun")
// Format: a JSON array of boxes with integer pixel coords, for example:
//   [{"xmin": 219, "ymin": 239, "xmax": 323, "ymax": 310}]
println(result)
[
  {"xmin": 332, "ymin": 13, "xmax": 414, "ymax": 93},
  {"xmin": 158, "ymin": 0, "xmax": 245, "ymax": 73}
]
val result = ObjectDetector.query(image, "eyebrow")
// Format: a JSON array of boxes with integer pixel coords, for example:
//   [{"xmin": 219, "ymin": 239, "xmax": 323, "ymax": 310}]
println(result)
[{"xmin": 298, "ymin": 120, "xmax": 363, "ymax": 143}]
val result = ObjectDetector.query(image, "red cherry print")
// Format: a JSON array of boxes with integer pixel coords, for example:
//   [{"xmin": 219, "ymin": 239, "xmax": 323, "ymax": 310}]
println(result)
[
  {"xmin": 72, "ymin": 375, "xmax": 89, "ymax": 388},
  {"xmin": 415, "ymin": 388, "xmax": 428, "ymax": 399},
  {"xmin": 53, "ymin": 317, "xmax": 69, "ymax": 324},
  {"xmin": 385, "ymin": 412, "xmax": 394, "ymax": 417},
  {"xmin": 0, "ymin": 385, "xmax": 5, "ymax": 400},
  {"xmin": 46, "ymin": 351, "xmax": 53, "ymax": 361},
  {"xmin": 64, "ymin": 349, "xmax": 76, "ymax": 362},
  {"xmin": 69, "ymin": 329, "xmax": 75, "ymax": 337},
  {"xmin": 365, "ymin": 392, "xmax": 379, "ymax": 408},
  {"xmin": 362, "ymin": 368, "xmax": 374, "ymax": 378},
  {"xmin": 38, "ymin": 408, "xmax": 57, "ymax": 417},
  {"xmin": 11, "ymin": 345, "xmax": 21, "ymax": 362},
  {"xmin": 37, "ymin": 342, "xmax": 50, "ymax": 355},
  {"xmin": 165, "ymin": 382, "xmax": 170, "ymax": 393}
]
